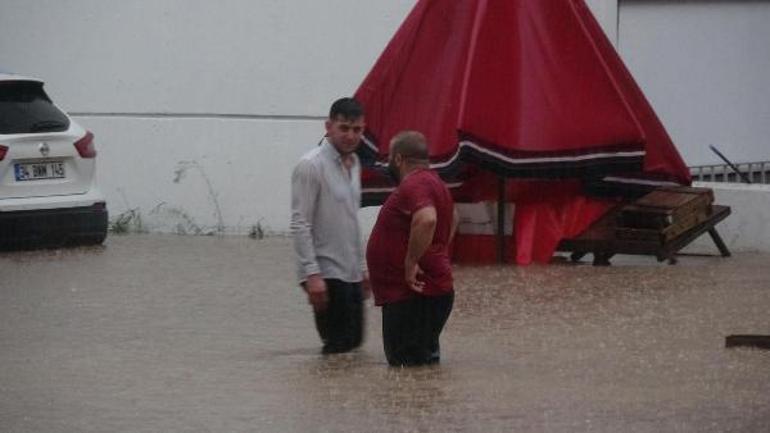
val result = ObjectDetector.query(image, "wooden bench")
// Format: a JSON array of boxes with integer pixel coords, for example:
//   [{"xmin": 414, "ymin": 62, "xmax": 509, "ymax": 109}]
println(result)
[{"xmin": 557, "ymin": 204, "xmax": 731, "ymax": 265}]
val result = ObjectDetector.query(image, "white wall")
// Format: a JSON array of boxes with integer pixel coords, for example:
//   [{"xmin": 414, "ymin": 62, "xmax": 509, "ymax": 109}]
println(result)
[
  {"xmin": 0, "ymin": 0, "xmax": 643, "ymax": 234},
  {"xmin": 618, "ymin": 0, "xmax": 770, "ymax": 166},
  {"xmin": 683, "ymin": 183, "xmax": 770, "ymax": 254},
  {"xmin": 586, "ymin": 0, "xmax": 618, "ymax": 44},
  {"xmin": 0, "ymin": 0, "xmax": 416, "ymax": 116},
  {"xmin": 0, "ymin": 0, "xmax": 416, "ymax": 233}
]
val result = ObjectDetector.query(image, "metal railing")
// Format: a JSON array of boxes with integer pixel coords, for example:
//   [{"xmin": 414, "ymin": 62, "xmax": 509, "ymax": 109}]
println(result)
[{"xmin": 690, "ymin": 161, "xmax": 770, "ymax": 184}]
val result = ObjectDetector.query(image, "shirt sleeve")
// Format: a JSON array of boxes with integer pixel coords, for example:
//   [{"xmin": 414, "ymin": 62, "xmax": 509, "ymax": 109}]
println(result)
[
  {"xmin": 290, "ymin": 159, "xmax": 321, "ymax": 281},
  {"xmin": 353, "ymin": 157, "xmax": 367, "ymax": 275},
  {"xmin": 397, "ymin": 177, "xmax": 435, "ymax": 215}
]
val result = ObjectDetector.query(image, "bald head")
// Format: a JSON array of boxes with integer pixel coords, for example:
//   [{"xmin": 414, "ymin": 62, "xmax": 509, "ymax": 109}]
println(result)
[
  {"xmin": 387, "ymin": 130, "xmax": 430, "ymax": 183},
  {"xmin": 389, "ymin": 130, "xmax": 429, "ymax": 164}
]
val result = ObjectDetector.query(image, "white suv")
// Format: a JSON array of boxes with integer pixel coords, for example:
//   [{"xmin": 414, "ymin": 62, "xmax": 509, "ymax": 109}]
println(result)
[{"xmin": 0, "ymin": 73, "xmax": 107, "ymax": 249}]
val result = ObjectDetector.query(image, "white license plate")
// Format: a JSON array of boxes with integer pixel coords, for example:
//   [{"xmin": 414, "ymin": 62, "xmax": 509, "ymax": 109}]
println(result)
[{"xmin": 14, "ymin": 161, "xmax": 66, "ymax": 181}]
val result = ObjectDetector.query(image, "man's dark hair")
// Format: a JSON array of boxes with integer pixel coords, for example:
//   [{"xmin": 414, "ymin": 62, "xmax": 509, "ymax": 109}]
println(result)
[{"xmin": 329, "ymin": 97, "xmax": 364, "ymax": 121}]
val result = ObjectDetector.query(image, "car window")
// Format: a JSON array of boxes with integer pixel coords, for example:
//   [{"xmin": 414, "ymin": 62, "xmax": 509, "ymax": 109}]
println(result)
[{"xmin": 0, "ymin": 81, "xmax": 70, "ymax": 134}]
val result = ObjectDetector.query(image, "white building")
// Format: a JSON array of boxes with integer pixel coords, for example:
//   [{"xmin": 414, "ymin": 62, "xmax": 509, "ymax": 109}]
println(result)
[{"xmin": 1, "ymin": 0, "xmax": 768, "ymax": 234}]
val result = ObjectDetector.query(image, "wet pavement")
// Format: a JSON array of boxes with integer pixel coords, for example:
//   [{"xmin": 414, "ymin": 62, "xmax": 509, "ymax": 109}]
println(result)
[{"xmin": 1, "ymin": 234, "xmax": 768, "ymax": 433}]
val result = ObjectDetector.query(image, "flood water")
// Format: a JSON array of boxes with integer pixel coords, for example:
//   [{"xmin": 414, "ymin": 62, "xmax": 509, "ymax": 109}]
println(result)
[{"xmin": 1, "ymin": 234, "xmax": 768, "ymax": 432}]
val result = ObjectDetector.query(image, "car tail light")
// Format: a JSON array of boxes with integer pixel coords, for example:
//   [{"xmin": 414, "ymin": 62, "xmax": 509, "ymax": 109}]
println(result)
[
  {"xmin": 0, "ymin": 145, "xmax": 7, "ymax": 161},
  {"xmin": 74, "ymin": 131, "xmax": 96, "ymax": 158}
]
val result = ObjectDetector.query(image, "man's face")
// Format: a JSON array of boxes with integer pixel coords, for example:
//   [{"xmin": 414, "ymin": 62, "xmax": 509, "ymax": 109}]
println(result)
[{"xmin": 325, "ymin": 115, "xmax": 365, "ymax": 155}]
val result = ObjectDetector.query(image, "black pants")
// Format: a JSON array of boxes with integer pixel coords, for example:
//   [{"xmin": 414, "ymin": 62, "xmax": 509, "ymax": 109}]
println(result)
[
  {"xmin": 382, "ymin": 293, "xmax": 454, "ymax": 366},
  {"xmin": 313, "ymin": 279, "xmax": 364, "ymax": 354}
]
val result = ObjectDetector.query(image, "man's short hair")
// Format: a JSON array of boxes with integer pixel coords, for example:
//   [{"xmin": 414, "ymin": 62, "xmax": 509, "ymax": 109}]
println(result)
[
  {"xmin": 390, "ymin": 130, "xmax": 429, "ymax": 161},
  {"xmin": 329, "ymin": 97, "xmax": 364, "ymax": 121}
]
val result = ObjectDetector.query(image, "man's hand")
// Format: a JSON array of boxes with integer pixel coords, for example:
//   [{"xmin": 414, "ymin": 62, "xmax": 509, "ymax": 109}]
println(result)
[
  {"xmin": 304, "ymin": 274, "xmax": 328, "ymax": 311},
  {"xmin": 361, "ymin": 271, "xmax": 372, "ymax": 300},
  {"xmin": 405, "ymin": 259, "xmax": 425, "ymax": 293},
  {"xmin": 404, "ymin": 206, "xmax": 435, "ymax": 293}
]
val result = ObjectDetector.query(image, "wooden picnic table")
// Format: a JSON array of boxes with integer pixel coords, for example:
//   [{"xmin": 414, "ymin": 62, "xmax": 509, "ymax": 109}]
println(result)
[{"xmin": 557, "ymin": 205, "xmax": 731, "ymax": 265}]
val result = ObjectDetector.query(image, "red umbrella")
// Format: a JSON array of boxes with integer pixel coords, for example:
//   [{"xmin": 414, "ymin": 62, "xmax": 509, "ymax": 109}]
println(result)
[{"xmin": 355, "ymin": 0, "xmax": 690, "ymax": 264}]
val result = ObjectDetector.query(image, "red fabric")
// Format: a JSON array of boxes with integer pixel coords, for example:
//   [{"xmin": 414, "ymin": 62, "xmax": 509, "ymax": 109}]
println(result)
[
  {"xmin": 356, "ymin": 0, "xmax": 691, "ymax": 265},
  {"xmin": 355, "ymin": 0, "xmax": 479, "ymax": 160},
  {"xmin": 570, "ymin": 1, "xmax": 690, "ymax": 184},
  {"xmin": 452, "ymin": 179, "xmax": 616, "ymax": 264},
  {"xmin": 367, "ymin": 170, "xmax": 454, "ymax": 305},
  {"xmin": 506, "ymin": 180, "xmax": 613, "ymax": 264},
  {"xmin": 451, "ymin": 234, "xmax": 501, "ymax": 264},
  {"xmin": 513, "ymin": 195, "xmax": 613, "ymax": 264},
  {"xmin": 458, "ymin": 0, "xmax": 643, "ymax": 155}
]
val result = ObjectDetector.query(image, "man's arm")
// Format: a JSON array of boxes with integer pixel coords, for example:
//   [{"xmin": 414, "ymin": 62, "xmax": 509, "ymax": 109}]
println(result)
[
  {"xmin": 449, "ymin": 205, "xmax": 460, "ymax": 246},
  {"xmin": 290, "ymin": 160, "xmax": 327, "ymax": 310},
  {"xmin": 405, "ymin": 206, "xmax": 437, "ymax": 293}
]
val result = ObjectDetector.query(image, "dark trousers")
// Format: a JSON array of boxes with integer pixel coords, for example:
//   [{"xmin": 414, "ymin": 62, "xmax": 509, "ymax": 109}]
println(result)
[
  {"xmin": 382, "ymin": 292, "xmax": 454, "ymax": 366},
  {"xmin": 313, "ymin": 279, "xmax": 364, "ymax": 354}
]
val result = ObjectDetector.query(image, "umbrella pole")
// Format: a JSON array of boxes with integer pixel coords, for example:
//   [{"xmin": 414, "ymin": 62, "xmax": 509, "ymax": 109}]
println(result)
[{"xmin": 497, "ymin": 177, "xmax": 506, "ymax": 263}]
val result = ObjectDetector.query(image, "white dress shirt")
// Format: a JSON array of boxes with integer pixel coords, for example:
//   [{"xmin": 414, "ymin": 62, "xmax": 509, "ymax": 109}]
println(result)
[{"xmin": 291, "ymin": 138, "xmax": 365, "ymax": 283}]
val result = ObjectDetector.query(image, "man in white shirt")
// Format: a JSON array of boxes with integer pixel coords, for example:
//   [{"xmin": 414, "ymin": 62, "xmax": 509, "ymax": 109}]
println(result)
[{"xmin": 290, "ymin": 97, "xmax": 370, "ymax": 354}]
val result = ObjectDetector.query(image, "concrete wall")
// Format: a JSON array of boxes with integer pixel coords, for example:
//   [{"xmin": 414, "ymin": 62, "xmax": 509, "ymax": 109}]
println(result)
[
  {"xmin": 0, "ymin": 1, "xmax": 416, "ymax": 116},
  {"xmin": 618, "ymin": 0, "xmax": 770, "ymax": 166},
  {"xmin": 683, "ymin": 182, "xmax": 770, "ymax": 254},
  {"xmin": 0, "ymin": 0, "xmax": 417, "ymax": 233},
  {"xmin": 586, "ymin": 0, "xmax": 619, "ymax": 44},
  {"xmin": 0, "ymin": 0, "xmax": 619, "ymax": 234},
  {"xmin": 7, "ymin": 1, "xmax": 766, "ymax": 237}
]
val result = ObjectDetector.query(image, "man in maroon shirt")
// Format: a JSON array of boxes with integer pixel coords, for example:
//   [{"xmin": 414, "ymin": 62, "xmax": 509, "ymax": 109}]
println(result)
[{"xmin": 366, "ymin": 131, "xmax": 458, "ymax": 366}]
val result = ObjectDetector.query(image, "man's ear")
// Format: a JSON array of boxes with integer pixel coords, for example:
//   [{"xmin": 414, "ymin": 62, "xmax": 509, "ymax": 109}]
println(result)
[{"xmin": 324, "ymin": 119, "xmax": 332, "ymax": 134}]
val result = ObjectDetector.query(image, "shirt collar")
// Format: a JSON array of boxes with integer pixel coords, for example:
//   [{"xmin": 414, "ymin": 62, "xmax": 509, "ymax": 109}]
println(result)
[
  {"xmin": 321, "ymin": 138, "xmax": 359, "ymax": 168},
  {"xmin": 321, "ymin": 138, "xmax": 343, "ymax": 162}
]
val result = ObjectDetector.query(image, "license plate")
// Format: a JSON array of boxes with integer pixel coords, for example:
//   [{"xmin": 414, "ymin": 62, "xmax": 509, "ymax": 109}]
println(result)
[{"xmin": 14, "ymin": 161, "xmax": 66, "ymax": 181}]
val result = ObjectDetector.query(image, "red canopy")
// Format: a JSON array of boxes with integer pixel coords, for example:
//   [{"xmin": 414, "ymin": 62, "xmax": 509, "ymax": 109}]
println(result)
[{"xmin": 354, "ymin": 0, "xmax": 691, "ymax": 264}]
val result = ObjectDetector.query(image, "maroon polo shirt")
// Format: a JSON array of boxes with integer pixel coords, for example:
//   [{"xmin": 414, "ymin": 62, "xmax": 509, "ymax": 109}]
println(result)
[{"xmin": 366, "ymin": 168, "xmax": 454, "ymax": 306}]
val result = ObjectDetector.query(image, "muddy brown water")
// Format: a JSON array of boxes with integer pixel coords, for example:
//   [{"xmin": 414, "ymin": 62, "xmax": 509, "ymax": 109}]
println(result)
[{"xmin": 1, "ymin": 235, "xmax": 768, "ymax": 433}]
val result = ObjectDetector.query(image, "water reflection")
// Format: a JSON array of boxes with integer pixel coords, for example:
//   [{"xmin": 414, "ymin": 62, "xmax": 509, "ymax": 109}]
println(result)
[{"xmin": 0, "ymin": 235, "xmax": 768, "ymax": 433}]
